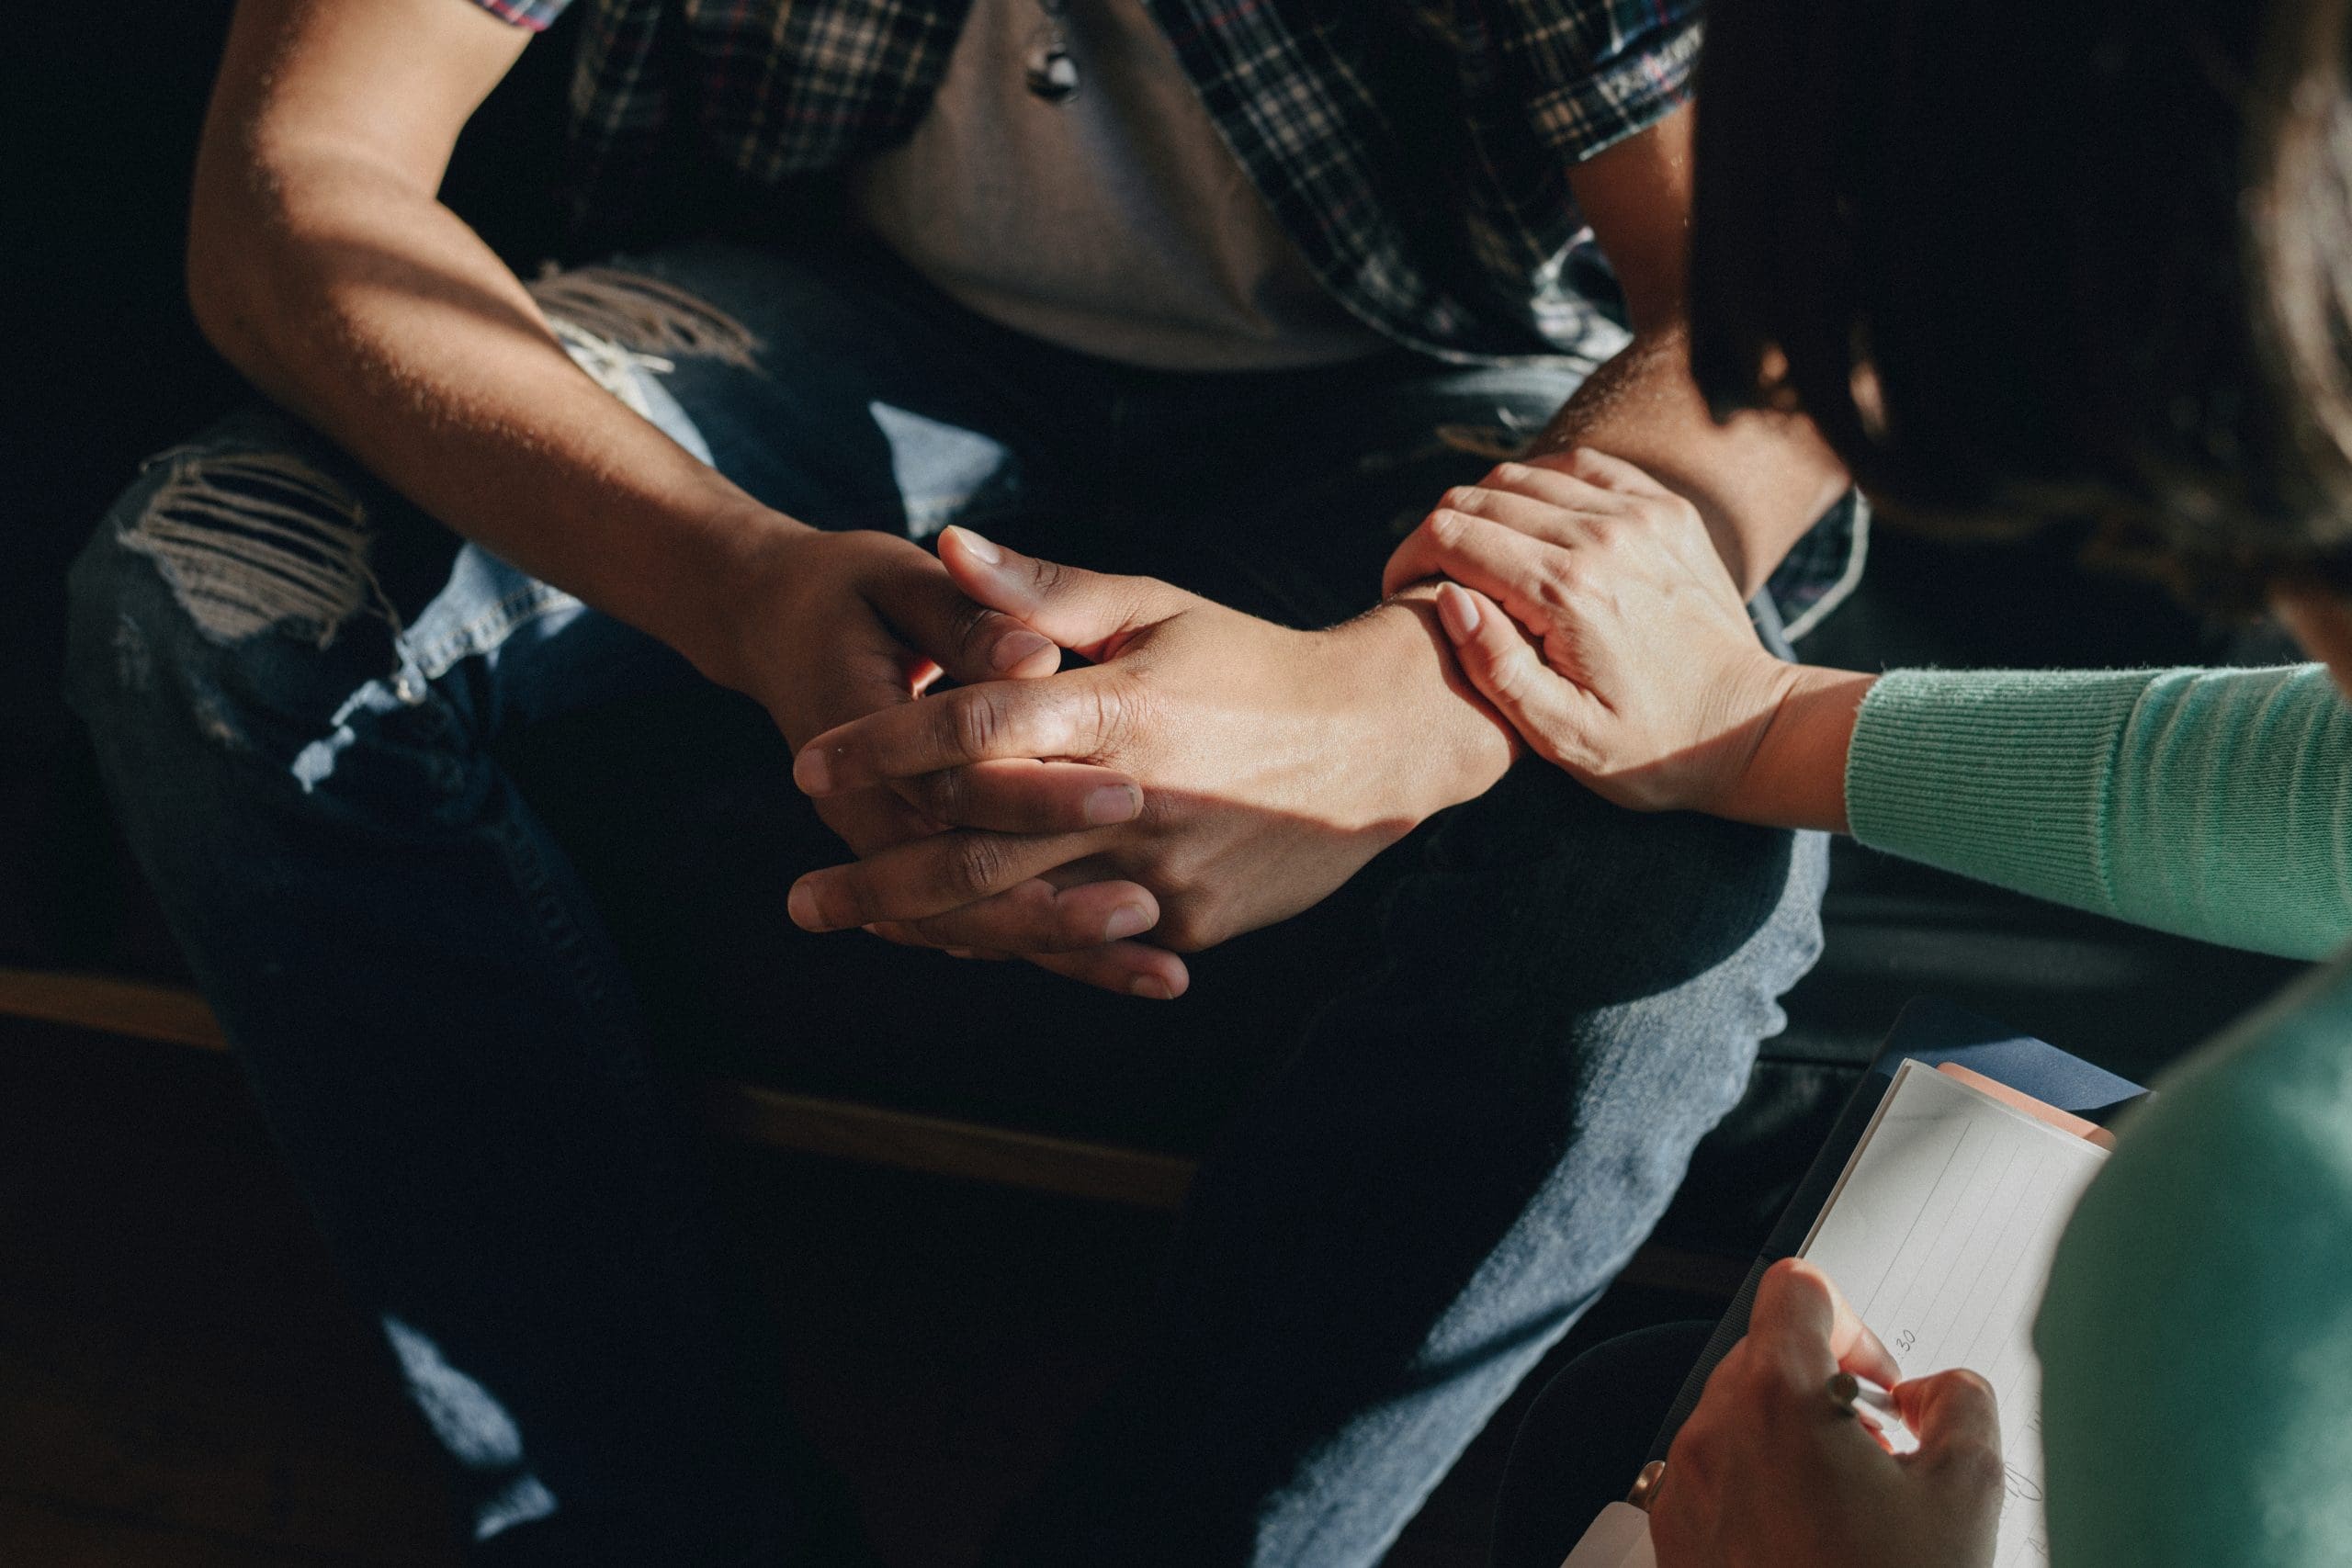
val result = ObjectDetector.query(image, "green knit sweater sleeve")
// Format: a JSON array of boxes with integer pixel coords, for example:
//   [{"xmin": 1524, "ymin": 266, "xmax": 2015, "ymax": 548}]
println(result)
[{"xmin": 1844, "ymin": 665, "xmax": 2352, "ymax": 959}]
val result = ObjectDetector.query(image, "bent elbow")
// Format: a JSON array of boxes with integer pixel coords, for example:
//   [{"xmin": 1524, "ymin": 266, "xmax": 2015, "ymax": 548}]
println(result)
[{"xmin": 184, "ymin": 181, "xmax": 267, "ymax": 373}]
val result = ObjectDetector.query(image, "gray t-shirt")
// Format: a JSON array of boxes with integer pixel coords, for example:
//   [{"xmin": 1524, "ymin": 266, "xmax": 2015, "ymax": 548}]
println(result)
[{"xmin": 852, "ymin": 0, "xmax": 1387, "ymax": 371}]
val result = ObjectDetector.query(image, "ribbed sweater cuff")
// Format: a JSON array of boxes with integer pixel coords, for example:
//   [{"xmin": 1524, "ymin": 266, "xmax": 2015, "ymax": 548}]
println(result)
[{"xmin": 1845, "ymin": 669, "xmax": 2163, "ymax": 915}]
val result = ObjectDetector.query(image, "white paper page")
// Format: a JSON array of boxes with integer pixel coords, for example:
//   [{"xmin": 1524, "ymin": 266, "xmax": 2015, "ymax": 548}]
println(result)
[
  {"xmin": 1555, "ymin": 1501, "xmax": 1656, "ymax": 1568},
  {"xmin": 1800, "ymin": 1060, "xmax": 2109, "ymax": 1567}
]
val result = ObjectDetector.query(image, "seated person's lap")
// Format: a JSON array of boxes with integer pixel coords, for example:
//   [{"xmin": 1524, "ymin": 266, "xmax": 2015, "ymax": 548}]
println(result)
[{"xmin": 65, "ymin": 235, "xmax": 1827, "ymax": 1562}]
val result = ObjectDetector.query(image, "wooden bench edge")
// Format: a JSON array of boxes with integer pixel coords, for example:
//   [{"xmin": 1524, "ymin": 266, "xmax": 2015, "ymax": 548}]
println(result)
[
  {"xmin": 0, "ymin": 966, "xmax": 1195, "ymax": 1209},
  {"xmin": 0, "ymin": 967, "xmax": 1747, "ymax": 1290}
]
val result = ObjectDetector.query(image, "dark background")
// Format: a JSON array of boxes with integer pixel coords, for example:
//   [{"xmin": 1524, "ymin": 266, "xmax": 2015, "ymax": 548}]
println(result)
[{"xmin": 3, "ymin": 2, "xmax": 575, "ymax": 978}]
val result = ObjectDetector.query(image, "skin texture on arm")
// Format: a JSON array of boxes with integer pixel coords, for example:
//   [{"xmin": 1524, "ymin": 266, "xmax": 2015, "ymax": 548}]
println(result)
[
  {"xmin": 1531, "ymin": 107, "xmax": 1849, "ymax": 596},
  {"xmin": 190, "ymin": 0, "xmax": 768, "ymax": 675},
  {"xmin": 190, "ymin": 0, "xmax": 1178, "ymax": 994}
]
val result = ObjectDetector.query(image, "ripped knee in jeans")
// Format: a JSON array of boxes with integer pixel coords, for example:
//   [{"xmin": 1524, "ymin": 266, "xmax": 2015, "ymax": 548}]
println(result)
[
  {"xmin": 118, "ymin": 448, "xmax": 397, "ymax": 650},
  {"xmin": 526, "ymin": 263, "xmax": 761, "ymax": 419}
]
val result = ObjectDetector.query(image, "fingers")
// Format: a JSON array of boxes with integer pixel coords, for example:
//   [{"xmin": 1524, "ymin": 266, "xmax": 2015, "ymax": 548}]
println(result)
[
  {"xmin": 1027, "ymin": 942, "xmax": 1192, "ymax": 999},
  {"xmin": 867, "ymin": 558, "xmax": 1061, "ymax": 684},
  {"xmin": 890, "ymin": 875, "xmax": 1164, "ymax": 953},
  {"xmin": 1746, "ymin": 1258, "xmax": 1858, "ymax": 1384},
  {"xmin": 879, "ymin": 917, "xmax": 1193, "ymax": 998},
  {"xmin": 888, "ymin": 758, "xmax": 1143, "ymax": 834},
  {"xmin": 1747, "ymin": 1258, "xmax": 1897, "ymax": 1386},
  {"xmin": 1895, "ymin": 1369, "xmax": 2004, "ymax": 1477},
  {"xmin": 787, "ymin": 826, "xmax": 1100, "ymax": 931},
  {"xmin": 1750, "ymin": 1258, "xmax": 1903, "ymax": 1388},
  {"xmin": 937, "ymin": 527, "xmax": 1172, "ymax": 660},
  {"xmin": 1434, "ymin": 585, "xmax": 1587, "ymax": 763},
  {"xmin": 1386, "ymin": 510, "xmax": 1592, "ymax": 627},
  {"xmin": 1380, "ymin": 463, "xmax": 1617, "ymax": 598},
  {"xmin": 811, "ymin": 786, "xmax": 944, "ymax": 859},
  {"xmin": 1379, "ymin": 452, "xmax": 1686, "ymax": 600},
  {"xmin": 1475, "ymin": 457, "xmax": 1647, "ymax": 517},
  {"xmin": 1533, "ymin": 445, "xmax": 1679, "ymax": 500},
  {"xmin": 794, "ymin": 673, "xmax": 1129, "ymax": 796}
]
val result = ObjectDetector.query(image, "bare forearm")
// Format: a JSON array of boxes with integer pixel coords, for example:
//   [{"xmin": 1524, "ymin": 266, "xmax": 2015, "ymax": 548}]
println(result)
[
  {"xmin": 1721, "ymin": 666, "xmax": 1875, "ymax": 832},
  {"xmin": 187, "ymin": 149, "xmax": 786, "ymax": 682},
  {"xmin": 1346, "ymin": 592, "xmax": 1520, "ymax": 812},
  {"xmin": 1529, "ymin": 326, "xmax": 1848, "ymax": 595}
]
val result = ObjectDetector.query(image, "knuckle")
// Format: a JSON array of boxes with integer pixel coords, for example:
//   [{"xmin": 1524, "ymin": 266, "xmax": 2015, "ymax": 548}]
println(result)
[
  {"xmin": 1031, "ymin": 555, "xmax": 1071, "ymax": 598},
  {"xmin": 950, "ymin": 689, "xmax": 1005, "ymax": 759},
  {"xmin": 1084, "ymin": 678, "xmax": 1140, "ymax": 760},
  {"xmin": 1535, "ymin": 560, "xmax": 1582, "ymax": 612},
  {"xmin": 1947, "ymin": 1367, "xmax": 1998, "ymax": 1403},
  {"xmin": 946, "ymin": 596, "xmax": 998, "ymax": 655},
  {"xmin": 1133, "ymin": 784, "xmax": 1182, "ymax": 834},
  {"xmin": 947, "ymin": 833, "xmax": 1010, "ymax": 897},
  {"xmin": 1483, "ymin": 649, "xmax": 1532, "ymax": 702},
  {"xmin": 1941, "ymin": 1436, "xmax": 2007, "ymax": 1495},
  {"xmin": 1150, "ymin": 883, "xmax": 1216, "ymax": 952},
  {"xmin": 1156, "ymin": 911, "xmax": 1209, "ymax": 953}
]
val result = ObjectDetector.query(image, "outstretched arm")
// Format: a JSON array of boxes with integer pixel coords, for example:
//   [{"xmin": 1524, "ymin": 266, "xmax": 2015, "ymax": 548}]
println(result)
[{"xmin": 1390, "ymin": 455, "xmax": 2352, "ymax": 961}]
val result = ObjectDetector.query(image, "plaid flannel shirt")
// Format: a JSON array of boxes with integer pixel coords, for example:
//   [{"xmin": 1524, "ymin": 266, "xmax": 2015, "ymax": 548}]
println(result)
[{"xmin": 472, "ymin": 0, "xmax": 1703, "ymax": 361}]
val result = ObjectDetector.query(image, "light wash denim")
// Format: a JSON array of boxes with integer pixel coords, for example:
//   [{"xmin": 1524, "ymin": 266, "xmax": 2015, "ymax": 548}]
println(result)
[{"xmin": 65, "ymin": 239, "xmax": 1831, "ymax": 1567}]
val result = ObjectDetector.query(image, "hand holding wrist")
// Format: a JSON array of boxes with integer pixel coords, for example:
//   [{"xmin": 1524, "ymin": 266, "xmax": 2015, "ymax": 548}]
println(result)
[
  {"xmin": 1386, "ymin": 449, "xmax": 1869, "ymax": 829},
  {"xmin": 1328, "ymin": 593, "xmax": 1519, "ymax": 820}
]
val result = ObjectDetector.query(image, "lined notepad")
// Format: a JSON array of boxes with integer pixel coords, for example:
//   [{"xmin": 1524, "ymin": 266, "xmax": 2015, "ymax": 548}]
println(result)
[
  {"xmin": 1799, "ymin": 1059, "xmax": 2109, "ymax": 1566},
  {"xmin": 1560, "ymin": 1058, "xmax": 2109, "ymax": 1568}
]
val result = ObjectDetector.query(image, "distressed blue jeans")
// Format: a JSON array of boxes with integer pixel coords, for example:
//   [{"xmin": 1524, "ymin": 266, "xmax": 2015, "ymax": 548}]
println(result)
[{"xmin": 65, "ymin": 240, "xmax": 1830, "ymax": 1567}]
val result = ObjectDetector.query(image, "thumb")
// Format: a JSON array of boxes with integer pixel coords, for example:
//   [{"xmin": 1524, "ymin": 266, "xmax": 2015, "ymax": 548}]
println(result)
[
  {"xmin": 938, "ymin": 526, "xmax": 1173, "ymax": 660},
  {"xmin": 1434, "ymin": 583, "xmax": 1581, "ymax": 758}
]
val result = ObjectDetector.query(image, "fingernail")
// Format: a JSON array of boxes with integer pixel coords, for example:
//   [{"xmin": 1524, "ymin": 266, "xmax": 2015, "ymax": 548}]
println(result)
[
  {"xmin": 1129, "ymin": 975, "xmax": 1174, "ymax": 1001},
  {"xmin": 1103, "ymin": 904, "xmax": 1154, "ymax": 942},
  {"xmin": 1437, "ymin": 583, "xmax": 1480, "ymax": 639},
  {"xmin": 1084, "ymin": 784, "xmax": 1142, "ymax": 825},
  {"xmin": 794, "ymin": 748, "xmax": 832, "ymax": 795},
  {"xmin": 992, "ymin": 629, "xmax": 1054, "ymax": 671},
  {"xmin": 949, "ymin": 525, "xmax": 1003, "ymax": 566},
  {"xmin": 788, "ymin": 881, "xmax": 824, "ymax": 931}
]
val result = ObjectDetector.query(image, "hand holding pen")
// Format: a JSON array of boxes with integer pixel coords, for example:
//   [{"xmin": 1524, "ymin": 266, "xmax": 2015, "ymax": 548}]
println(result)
[{"xmin": 1643, "ymin": 1258, "xmax": 2007, "ymax": 1568}]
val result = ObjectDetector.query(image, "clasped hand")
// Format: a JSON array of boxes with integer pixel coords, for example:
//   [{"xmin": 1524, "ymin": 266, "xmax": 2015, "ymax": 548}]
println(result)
[{"xmin": 780, "ymin": 526, "xmax": 1485, "ymax": 998}]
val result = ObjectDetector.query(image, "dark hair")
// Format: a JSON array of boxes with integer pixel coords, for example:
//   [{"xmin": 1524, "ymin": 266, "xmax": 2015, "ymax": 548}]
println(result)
[{"xmin": 1689, "ymin": 0, "xmax": 2352, "ymax": 610}]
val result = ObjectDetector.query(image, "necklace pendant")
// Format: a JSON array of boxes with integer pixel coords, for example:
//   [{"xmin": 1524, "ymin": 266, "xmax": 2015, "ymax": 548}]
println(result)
[{"xmin": 1024, "ymin": 30, "xmax": 1080, "ymax": 103}]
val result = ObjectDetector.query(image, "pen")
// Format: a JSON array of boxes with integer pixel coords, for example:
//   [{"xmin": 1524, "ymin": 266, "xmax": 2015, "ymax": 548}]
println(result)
[{"xmin": 1827, "ymin": 1370, "xmax": 1919, "ymax": 1452}]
